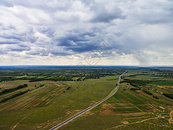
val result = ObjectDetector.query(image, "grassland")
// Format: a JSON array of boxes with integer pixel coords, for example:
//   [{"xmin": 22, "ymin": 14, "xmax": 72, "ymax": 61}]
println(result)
[
  {"xmin": 151, "ymin": 81, "xmax": 173, "ymax": 86},
  {"xmin": 58, "ymin": 69, "xmax": 173, "ymax": 130},
  {"xmin": 0, "ymin": 69, "xmax": 120, "ymax": 130},
  {"xmin": 0, "ymin": 67, "xmax": 173, "ymax": 130}
]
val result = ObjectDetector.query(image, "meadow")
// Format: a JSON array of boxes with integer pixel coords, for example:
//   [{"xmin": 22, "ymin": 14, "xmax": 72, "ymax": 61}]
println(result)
[{"xmin": 0, "ymin": 66, "xmax": 173, "ymax": 130}]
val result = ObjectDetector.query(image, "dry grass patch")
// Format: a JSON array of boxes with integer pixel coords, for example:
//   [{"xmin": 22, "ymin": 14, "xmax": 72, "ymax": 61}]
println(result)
[
  {"xmin": 100, "ymin": 110, "xmax": 116, "ymax": 116},
  {"xmin": 100, "ymin": 103, "xmax": 116, "ymax": 115},
  {"xmin": 101, "ymin": 103, "xmax": 115, "ymax": 110},
  {"xmin": 121, "ymin": 112, "xmax": 149, "ymax": 117},
  {"xmin": 121, "ymin": 121, "xmax": 129, "ymax": 124},
  {"xmin": 135, "ymin": 90, "xmax": 142, "ymax": 94},
  {"xmin": 157, "ymin": 85, "xmax": 173, "ymax": 88},
  {"xmin": 66, "ymin": 110, "xmax": 81, "ymax": 116}
]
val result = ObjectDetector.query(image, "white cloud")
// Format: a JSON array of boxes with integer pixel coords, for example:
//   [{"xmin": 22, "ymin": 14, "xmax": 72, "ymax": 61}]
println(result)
[{"xmin": 0, "ymin": 0, "xmax": 173, "ymax": 66}]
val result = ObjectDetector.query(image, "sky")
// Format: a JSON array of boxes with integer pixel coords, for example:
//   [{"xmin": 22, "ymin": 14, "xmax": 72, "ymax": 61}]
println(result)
[{"xmin": 0, "ymin": 0, "xmax": 173, "ymax": 66}]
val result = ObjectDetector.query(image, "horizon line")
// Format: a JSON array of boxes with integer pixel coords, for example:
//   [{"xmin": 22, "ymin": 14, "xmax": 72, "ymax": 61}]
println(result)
[{"xmin": 0, "ymin": 65, "xmax": 173, "ymax": 67}]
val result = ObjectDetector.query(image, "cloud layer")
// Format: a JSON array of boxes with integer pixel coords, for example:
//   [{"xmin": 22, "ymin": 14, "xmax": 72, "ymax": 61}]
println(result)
[{"xmin": 0, "ymin": 0, "xmax": 173, "ymax": 66}]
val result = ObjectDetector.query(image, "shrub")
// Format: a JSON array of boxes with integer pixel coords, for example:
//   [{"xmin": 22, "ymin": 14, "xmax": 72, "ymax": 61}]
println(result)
[
  {"xmin": 163, "ymin": 93, "xmax": 173, "ymax": 99},
  {"xmin": 130, "ymin": 88, "xmax": 140, "ymax": 90},
  {"xmin": 153, "ymin": 95, "xmax": 159, "ymax": 99},
  {"xmin": 143, "ymin": 90, "xmax": 152, "ymax": 95}
]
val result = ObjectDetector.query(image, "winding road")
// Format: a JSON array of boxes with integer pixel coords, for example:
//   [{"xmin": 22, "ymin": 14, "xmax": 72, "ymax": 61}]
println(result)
[{"xmin": 50, "ymin": 71, "xmax": 127, "ymax": 130}]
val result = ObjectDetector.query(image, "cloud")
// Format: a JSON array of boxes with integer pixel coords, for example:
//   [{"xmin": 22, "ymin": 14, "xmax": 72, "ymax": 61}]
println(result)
[
  {"xmin": 127, "ymin": 0, "xmax": 173, "ymax": 24},
  {"xmin": 57, "ymin": 31, "xmax": 97, "ymax": 54},
  {"xmin": 0, "ymin": 42, "xmax": 18, "ymax": 44},
  {"xmin": 0, "ymin": 0, "xmax": 173, "ymax": 65},
  {"xmin": 90, "ymin": 2, "xmax": 125, "ymax": 22}
]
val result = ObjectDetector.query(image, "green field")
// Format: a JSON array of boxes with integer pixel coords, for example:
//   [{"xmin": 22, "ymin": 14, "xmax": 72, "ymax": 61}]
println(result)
[
  {"xmin": 0, "ymin": 67, "xmax": 173, "ymax": 130},
  {"xmin": 0, "ymin": 74, "xmax": 119, "ymax": 129},
  {"xmin": 151, "ymin": 81, "xmax": 173, "ymax": 86}
]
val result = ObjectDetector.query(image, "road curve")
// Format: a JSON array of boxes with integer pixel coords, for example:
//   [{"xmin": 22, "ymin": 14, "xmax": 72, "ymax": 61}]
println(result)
[{"xmin": 50, "ymin": 71, "xmax": 127, "ymax": 130}]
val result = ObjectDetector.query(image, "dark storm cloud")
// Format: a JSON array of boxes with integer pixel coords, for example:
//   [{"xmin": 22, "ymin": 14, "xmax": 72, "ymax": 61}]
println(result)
[
  {"xmin": 0, "ymin": 42, "xmax": 18, "ymax": 44},
  {"xmin": 58, "ymin": 32, "xmax": 95, "ymax": 46},
  {"xmin": 10, "ymin": 48, "xmax": 30, "ymax": 52},
  {"xmin": 7, "ymin": 44, "xmax": 31, "ymax": 52},
  {"xmin": 51, "ymin": 52, "xmax": 71, "ymax": 56},
  {"xmin": 57, "ymin": 31, "xmax": 98, "ymax": 53},
  {"xmin": 92, "ymin": 13, "xmax": 125, "ymax": 23},
  {"xmin": 91, "ymin": 8, "xmax": 125, "ymax": 23},
  {"xmin": 58, "ymin": 36, "xmax": 89, "ymax": 46},
  {"xmin": 67, "ymin": 44, "xmax": 96, "ymax": 53}
]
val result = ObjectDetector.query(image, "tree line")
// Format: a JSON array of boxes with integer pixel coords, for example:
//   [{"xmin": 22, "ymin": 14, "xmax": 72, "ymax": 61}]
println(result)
[
  {"xmin": 0, "ymin": 84, "xmax": 28, "ymax": 95},
  {"xmin": 0, "ymin": 90, "xmax": 30, "ymax": 103}
]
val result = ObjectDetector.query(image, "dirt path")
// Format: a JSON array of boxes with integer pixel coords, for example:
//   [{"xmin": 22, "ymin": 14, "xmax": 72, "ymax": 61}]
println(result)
[
  {"xmin": 11, "ymin": 123, "xmax": 19, "ymax": 130},
  {"xmin": 11, "ymin": 115, "xmax": 28, "ymax": 130},
  {"xmin": 109, "ymin": 115, "xmax": 168, "ymax": 129}
]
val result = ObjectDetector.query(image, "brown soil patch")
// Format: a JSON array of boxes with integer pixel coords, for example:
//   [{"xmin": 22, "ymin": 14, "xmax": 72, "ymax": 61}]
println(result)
[
  {"xmin": 169, "ymin": 110, "xmax": 173, "ymax": 124},
  {"xmin": 100, "ymin": 110, "xmax": 116, "ymax": 116},
  {"xmin": 101, "ymin": 103, "xmax": 115, "ymax": 109},
  {"xmin": 157, "ymin": 85, "xmax": 173, "ymax": 88},
  {"xmin": 120, "ymin": 112, "xmax": 149, "ymax": 117},
  {"xmin": 66, "ymin": 110, "xmax": 81, "ymax": 116},
  {"xmin": 121, "ymin": 121, "xmax": 129, "ymax": 124},
  {"xmin": 135, "ymin": 90, "xmax": 142, "ymax": 93}
]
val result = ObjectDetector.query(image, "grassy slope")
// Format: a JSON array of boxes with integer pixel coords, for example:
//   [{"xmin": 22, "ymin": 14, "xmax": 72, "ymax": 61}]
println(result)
[
  {"xmin": 0, "ymin": 76, "xmax": 118, "ymax": 130},
  {"xmin": 0, "ymin": 70, "xmax": 173, "ymax": 130},
  {"xmin": 60, "ymin": 71, "xmax": 173, "ymax": 130}
]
